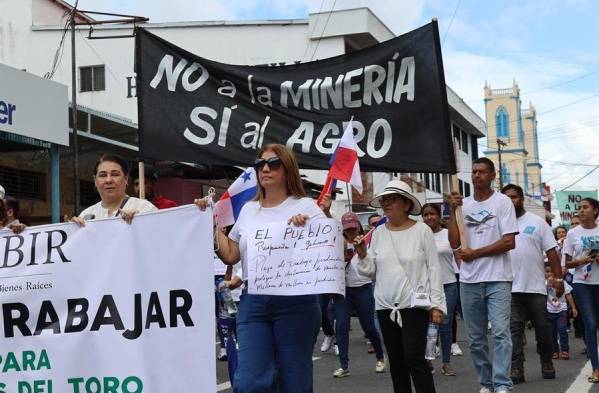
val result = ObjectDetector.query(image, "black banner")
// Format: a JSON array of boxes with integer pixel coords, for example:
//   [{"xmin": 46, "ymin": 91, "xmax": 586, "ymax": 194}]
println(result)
[{"xmin": 135, "ymin": 22, "xmax": 455, "ymax": 173}]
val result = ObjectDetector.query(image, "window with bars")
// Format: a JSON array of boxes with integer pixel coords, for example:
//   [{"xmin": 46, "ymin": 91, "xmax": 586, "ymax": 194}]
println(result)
[
  {"xmin": 80, "ymin": 65, "xmax": 105, "ymax": 92},
  {"xmin": 0, "ymin": 166, "xmax": 46, "ymax": 200}
]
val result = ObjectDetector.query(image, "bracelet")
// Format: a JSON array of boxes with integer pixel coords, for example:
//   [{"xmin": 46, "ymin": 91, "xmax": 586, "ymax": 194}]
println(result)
[{"xmin": 554, "ymin": 278, "xmax": 563, "ymax": 282}]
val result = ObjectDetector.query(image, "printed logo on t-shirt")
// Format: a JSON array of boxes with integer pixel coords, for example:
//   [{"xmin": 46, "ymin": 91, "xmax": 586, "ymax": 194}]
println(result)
[
  {"xmin": 581, "ymin": 235, "xmax": 599, "ymax": 251},
  {"xmin": 523, "ymin": 226, "xmax": 536, "ymax": 235},
  {"xmin": 465, "ymin": 210, "xmax": 496, "ymax": 236}
]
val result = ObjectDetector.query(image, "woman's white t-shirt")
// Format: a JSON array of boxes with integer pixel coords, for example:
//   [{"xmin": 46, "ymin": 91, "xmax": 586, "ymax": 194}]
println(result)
[
  {"xmin": 563, "ymin": 224, "xmax": 599, "ymax": 285},
  {"xmin": 79, "ymin": 196, "xmax": 157, "ymax": 219},
  {"xmin": 433, "ymin": 228, "xmax": 457, "ymax": 285},
  {"xmin": 346, "ymin": 254, "xmax": 372, "ymax": 287},
  {"xmin": 228, "ymin": 196, "xmax": 325, "ymax": 280}
]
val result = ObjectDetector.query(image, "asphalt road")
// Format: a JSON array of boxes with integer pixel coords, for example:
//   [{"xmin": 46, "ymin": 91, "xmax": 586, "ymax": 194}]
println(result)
[{"xmin": 216, "ymin": 316, "xmax": 599, "ymax": 393}]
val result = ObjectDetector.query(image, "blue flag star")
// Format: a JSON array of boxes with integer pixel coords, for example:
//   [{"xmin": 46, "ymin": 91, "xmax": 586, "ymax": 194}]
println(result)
[{"xmin": 242, "ymin": 170, "xmax": 252, "ymax": 183}]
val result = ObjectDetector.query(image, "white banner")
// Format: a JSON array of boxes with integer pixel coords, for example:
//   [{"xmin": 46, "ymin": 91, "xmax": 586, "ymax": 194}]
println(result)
[
  {"xmin": 0, "ymin": 205, "xmax": 214, "ymax": 392},
  {"xmin": 246, "ymin": 218, "xmax": 345, "ymax": 296}
]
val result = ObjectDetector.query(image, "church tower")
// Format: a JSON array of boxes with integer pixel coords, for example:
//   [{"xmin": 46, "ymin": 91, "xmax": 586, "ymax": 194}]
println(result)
[{"xmin": 483, "ymin": 80, "xmax": 542, "ymax": 195}]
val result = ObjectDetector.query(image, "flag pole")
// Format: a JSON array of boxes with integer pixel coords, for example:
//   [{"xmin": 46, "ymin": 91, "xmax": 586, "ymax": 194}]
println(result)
[
  {"xmin": 346, "ymin": 115, "xmax": 354, "ymax": 213},
  {"xmin": 451, "ymin": 138, "xmax": 468, "ymax": 248},
  {"xmin": 346, "ymin": 182, "xmax": 352, "ymax": 212},
  {"xmin": 138, "ymin": 161, "xmax": 146, "ymax": 199}
]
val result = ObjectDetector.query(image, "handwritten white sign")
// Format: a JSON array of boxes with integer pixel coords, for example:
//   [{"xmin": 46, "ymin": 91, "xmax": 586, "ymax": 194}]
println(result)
[{"xmin": 246, "ymin": 218, "xmax": 345, "ymax": 296}]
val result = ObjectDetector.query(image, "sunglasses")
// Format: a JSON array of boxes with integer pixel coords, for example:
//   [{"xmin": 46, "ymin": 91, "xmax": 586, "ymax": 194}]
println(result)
[
  {"xmin": 253, "ymin": 157, "xmax": 282, "ymax": 171},
  {"xmin": 379, "ymin": 195, "xmax": 402, "ymax": 206}
]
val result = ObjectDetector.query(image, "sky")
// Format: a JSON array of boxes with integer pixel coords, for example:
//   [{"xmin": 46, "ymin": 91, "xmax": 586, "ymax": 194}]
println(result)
[{"xmin": 77, "ymin": 0, "xmax": 599, "ymax": 197}]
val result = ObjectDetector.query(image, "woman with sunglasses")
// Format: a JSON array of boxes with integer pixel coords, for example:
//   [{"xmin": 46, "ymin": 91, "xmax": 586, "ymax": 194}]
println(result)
[
  {"xmin": 422, "ymin": 203, "xmax": 458, "ymax": 377},
  {"xmin": 195, "ymin": 144, "xmax": 328, "ymax": 393},
  {"xmin": 354, "ymin": 179, "xmax": 445, "ymax": 393}
]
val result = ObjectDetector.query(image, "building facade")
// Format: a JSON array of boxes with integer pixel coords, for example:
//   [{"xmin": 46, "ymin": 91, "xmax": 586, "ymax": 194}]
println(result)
[
  {"xmin": 0, "ymin": 0, "xmax": 485, "ymax": 221},
  {"xmin": 483, "ymin": 80, "xmax": 543, "ymax": 196}
]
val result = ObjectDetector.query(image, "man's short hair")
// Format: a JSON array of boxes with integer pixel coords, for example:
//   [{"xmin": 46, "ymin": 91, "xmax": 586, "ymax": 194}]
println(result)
[
  {"xmin": 4, "ymin": 196, "xmax": 19, "ymax": 218},
  {"xmin": 501, "ymin": 184, "xmax": 524, "ymax": 198},
  {"xmin": 368, "ymin": 213, "xmax": 381, "ymax": 223},
  {"xmin": 472, "ymin": 157, "xmax": 496, "ymax": 173}
]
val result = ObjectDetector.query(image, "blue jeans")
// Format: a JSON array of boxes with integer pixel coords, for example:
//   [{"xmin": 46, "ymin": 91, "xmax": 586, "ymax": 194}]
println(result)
[
  {"xmin": 572, "ymin": 283, "xmax": 599, "ymax": 370},
  {"xmin": 439, "ymin": 282, "xmax": 458, "ymax": 363},
  {"xmin": 319, "ymin": 294, "xmax": 335, "ymax": 336},
  {"xmin": 461, "ymin": 282, "xmax": 512, "ymax": 391},
  {"xmin": 547, "ymin": 311, "xmax": 569, "ymax": 353},
  {"xmin": 234, "ymin": 294, "xmax": 321, "ymax": 393},
  {"xmin": 333, "ymin": 283, "xmax": 384, "ymax": 369}
]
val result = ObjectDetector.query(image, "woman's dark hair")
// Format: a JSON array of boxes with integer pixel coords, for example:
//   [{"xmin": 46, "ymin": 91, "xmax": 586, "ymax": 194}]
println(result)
[
  {"xmin": 4, "ymin": 196, "xmax": 19, "ymax": 219},
  {"xmin": 581, "ymin": 197, "xmax": 599, "ymax": 218},
  {"xmin": 421, "ymin": 203, "xmax": 441, "ymax": 216},
  {"xmin": 343, "ymin": 225, "xmax": 365, "ymax": 239},
  {"xmin": 93, "ymin": 154, "xmax": 131, "ymax": 177},
  {"xmin": 554, "ymin": 225, "xmax": 567, "ymax": 240}
]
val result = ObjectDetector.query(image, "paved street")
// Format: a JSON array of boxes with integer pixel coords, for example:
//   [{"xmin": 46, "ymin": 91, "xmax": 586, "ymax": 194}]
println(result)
[{"xmin": 216, "ymin": 316, "xmax": 599, "ymax": 393}]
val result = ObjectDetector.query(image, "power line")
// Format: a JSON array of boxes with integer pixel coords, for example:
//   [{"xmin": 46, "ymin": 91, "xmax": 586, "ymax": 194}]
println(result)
[
  {"xmin": 480, "ymin": 91, "xmax": 599, "ymax": 131},
  {"xmin": 301, "ymin": 0, "xmax": 326, "ymax": 63},
  {"xmin": 45, "ymin": 0, "xmax": 79, "ymax": 79},
  {"xmin": 442, "ymin": 0, "xmax": 462, "ymax": 47},
  {"xmin": 447, "ymin": 68, "xmax": 599, "ymax": 106},
  {"xmin": 309, "ymin": 0, "xmax": 337, "ymax": 61},
  {"xmin": 560, "ymin": 165, "xmax": 599, "ymax": 190},
  {"xmin": 77, "ymin": 29, "xmax": 126, "ymax": 91}
]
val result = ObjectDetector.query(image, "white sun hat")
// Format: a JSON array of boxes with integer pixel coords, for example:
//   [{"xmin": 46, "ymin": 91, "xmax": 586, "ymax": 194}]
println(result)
[{"xmin": 369, "ymin": 179, "xmax": 422, "ymax": 216}]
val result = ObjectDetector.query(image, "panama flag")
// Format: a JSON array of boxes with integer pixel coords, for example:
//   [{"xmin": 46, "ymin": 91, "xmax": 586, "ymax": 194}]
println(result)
[
  {"xmin": 363, "ymin": 216, "xmax": 387, "ymax": 246},
  {"xmin": 317, "ymin": 120, "xmax": 363, "ymax": 204},
  {"xmin": 214, "ymin": 168, "xmax": 258, "ymax": 228}
]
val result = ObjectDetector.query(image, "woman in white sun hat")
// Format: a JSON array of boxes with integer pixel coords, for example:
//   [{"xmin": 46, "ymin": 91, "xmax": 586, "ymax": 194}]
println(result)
[{"xmin": 355, "ymin": 179, "xmax": 445, "ymax": 393}]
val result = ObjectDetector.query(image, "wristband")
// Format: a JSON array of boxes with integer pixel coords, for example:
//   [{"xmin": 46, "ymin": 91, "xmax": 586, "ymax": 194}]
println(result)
[{"xmin": 554, "ymin": 278, "xmax": 563, "ymax": 282}]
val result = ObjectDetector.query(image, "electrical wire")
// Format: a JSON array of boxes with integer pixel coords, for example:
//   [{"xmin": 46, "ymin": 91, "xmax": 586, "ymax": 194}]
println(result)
[
  {"xmin": 76, "ymin": 29, "xmax": 126, "ymax": 91},
  {"xmin": 301, "ymin": 0, "xmax": 326, "ymax": 63},
  {"xmin": 560, "ymin": 165, "xmax": 599, "ymax": 190},
  {"xmin": 45, "ymin": 0, "xmax": 79, "ymax": 79},
  {"xmin": 309, "ymin": 0, "xmax": 337, "ymax": 61},
  {"xmin": 442, "ymin": 0, "xmax": 462, "ymax": 47},
  {"xmin": 448, "ymin": 68, "xmax": 599, "ymax": 106}
]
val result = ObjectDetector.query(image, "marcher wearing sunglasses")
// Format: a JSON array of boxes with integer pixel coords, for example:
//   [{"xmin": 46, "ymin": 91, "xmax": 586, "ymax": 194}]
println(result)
[
  {"xmin": 253, "ymin": 157, "xmax": 282, "ymax": 172},
  {"xmin": 195, "ymin": 143, "xmax": 331, "ymax": 392}
]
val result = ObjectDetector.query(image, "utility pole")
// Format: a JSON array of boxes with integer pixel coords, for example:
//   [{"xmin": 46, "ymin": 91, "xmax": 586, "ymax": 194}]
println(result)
[
  {"xmin": 70, "ymin": 11, "xmax": 80, "ymax": 215},
  {"xmin": 68, "ymin": 8, "xmax": 148, "ymax": 214},
  {"xmin": 497, "ymin": 138, "xmax": 507, "ymax": 189}
]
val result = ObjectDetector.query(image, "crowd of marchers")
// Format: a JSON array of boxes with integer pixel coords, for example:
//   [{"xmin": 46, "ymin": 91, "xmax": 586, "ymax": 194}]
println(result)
[{"xmin": 3, "ymin": 147, "xmax": 599, "ymax": 393}]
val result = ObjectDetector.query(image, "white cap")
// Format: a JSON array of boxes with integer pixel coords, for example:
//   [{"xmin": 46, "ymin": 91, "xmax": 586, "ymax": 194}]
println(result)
[{"xmin": 0, "ymin": 184, "xmax": 4, "ymax": 199}]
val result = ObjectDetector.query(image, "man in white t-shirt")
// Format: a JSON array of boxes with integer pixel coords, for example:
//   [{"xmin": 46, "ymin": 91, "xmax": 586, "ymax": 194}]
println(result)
[
  {"xmin": 448, "ymin": 157, "xmax": 518, "ymax": 393},
  {"xmin": 502, "ymin": 184, "xmax": 564, "ymax": 384}
]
